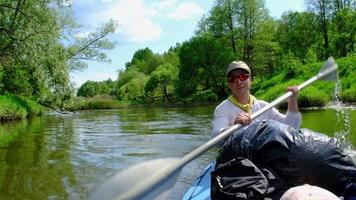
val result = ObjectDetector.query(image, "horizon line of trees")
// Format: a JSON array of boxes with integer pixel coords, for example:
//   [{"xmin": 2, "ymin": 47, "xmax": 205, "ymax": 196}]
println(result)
[{"xmin": 77, "ymin": 0, "xmax": 356, "ymax": 104}]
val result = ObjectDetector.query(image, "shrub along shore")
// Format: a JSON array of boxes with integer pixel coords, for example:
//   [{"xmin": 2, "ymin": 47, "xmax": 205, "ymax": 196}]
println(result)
[
  {"xmin": 0, "ymin": 90, "xmax": 355, "ymax": 122},
  {"xmin": 1, "ymin": 56, "xmax": 355, "ymax": 121}
]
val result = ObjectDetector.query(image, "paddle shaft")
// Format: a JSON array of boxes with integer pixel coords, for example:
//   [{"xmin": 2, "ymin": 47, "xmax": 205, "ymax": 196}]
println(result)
[{"xmin": 119, "ymin": 60, "xmax": 337, "ymax": 200}]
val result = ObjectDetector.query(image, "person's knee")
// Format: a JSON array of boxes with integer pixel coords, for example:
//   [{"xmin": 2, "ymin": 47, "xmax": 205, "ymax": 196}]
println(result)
[{"xmin": 280, "ymin": 184, "xmax": 339, "ymax": 200}]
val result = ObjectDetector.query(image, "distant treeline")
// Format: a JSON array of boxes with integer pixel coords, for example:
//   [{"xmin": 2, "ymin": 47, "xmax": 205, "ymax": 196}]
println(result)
[{"xmin": 78, "ymin": 0, "xmax": 356, "ymax": 106}]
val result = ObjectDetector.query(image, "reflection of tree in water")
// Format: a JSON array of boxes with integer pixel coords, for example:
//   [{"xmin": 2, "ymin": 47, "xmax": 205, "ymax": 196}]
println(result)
[
  {"xmin": 0, "ymin": 116, "xmax": 79, "ymax": 200},
  {"xmin": 115, "ymin": 106, "xmax": 214, "ymax": 135}
]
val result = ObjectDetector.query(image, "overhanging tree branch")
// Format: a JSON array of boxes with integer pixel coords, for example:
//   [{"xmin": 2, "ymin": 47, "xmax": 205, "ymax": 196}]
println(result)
[{"xmin": 66, "ymin": 31, "xmax": 110, "ymax": 60}]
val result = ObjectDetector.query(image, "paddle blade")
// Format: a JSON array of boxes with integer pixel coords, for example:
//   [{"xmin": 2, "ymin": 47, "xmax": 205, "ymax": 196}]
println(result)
[
  {"xmin": 90, "ymin": 158, "xmax": 181, "ymax": 200},
  {"xmin": 319, "ymin": 57, "xmax": 338, "ymax": 82}
]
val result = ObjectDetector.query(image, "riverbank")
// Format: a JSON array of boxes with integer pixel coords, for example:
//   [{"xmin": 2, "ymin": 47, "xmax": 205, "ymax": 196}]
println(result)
[
  {"xmin": 0, "ymin": 95, "xmax": 42, "ymax": 121},
  {"xmin": 1, "ymin": 92, "xmax": 355, "ymax": 121},
  {"xmin": 0, "ymin": 91, "xmax": 356, "ymax": 122}
]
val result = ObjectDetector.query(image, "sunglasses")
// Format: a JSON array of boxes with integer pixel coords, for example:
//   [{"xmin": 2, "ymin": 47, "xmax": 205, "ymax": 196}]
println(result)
[{"xmin": 228, "ymin": 74, "xmax": 250, "ymax": 83}]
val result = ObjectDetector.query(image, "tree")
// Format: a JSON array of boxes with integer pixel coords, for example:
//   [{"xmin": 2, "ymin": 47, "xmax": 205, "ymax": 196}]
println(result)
[
  {"xmin": 145, "ymin": 64, "xmax": 178, "ymax": 102},
  {"xmin": 197, "ymin": 0, "xmax": 269, "ymax": 64},
  {"xmin": 77, "ymin": 81, "xmax": 97, "ymax": 97},
  {"xmin": 253, "ymin": 18, "xmax": 281, "ymax": 75},
  {"xmin": 0, "ymin": 0, "xmax": 78, "ymax": 108},
  {"xmin": 235, "ymin": 0, "xmax": 269, "ymax": 64},
  {"xmin": 77, "ymin": 79, "xmax": 116, "ymax": 97},
  {"xmin": 161, "ymin": 50, "xmax": 180, "ymax": 68},
  {"xmin": 210, "ymin": 0, "xmax": 238, "ymax": 53},
  {"xmin": 116, "ymin": 71, "xmax": 148, "ymax": 101},
  {"xmin": 0, "ymin": 0, "xmax": 116, "ymax": 109},
  {"xmin": 124, "ymin": 47, "xmax": 162, "ymax": 74},
  {"xmin": 306, "ymin": 0, "xmax": 333, "ymax": 59},
  {"xmin": 65, "ymin": 19, "xmax": 116, "ymax": 71},
  {"xmin": 276, "ymin": 11, "xmax": 319, "ymax": 63},
  {"xmin": 103, "ymin": 78, "xmax": 117, "ymax": 95},
  {"xmin": 177, "ymin": 34, "xmax": 234, "ymax": 99},
  {"xmin": 116, "ymin": 46, "xmax": 181, "ymax": 102},
  {"xmin": 330, "ymin": 2, "xmax": 356, "ymax": 57}
]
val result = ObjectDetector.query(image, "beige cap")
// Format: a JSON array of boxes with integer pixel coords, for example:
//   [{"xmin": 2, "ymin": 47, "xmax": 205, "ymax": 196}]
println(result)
[{"xmin": 226, "ymin": 61, "xmax": 251, "ymax": 76}]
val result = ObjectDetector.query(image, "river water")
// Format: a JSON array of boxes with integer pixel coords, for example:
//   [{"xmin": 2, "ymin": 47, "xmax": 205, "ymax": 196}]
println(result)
[{"xmin": 0, "ymin": 105, "xmax": 355, "ymax": 199}]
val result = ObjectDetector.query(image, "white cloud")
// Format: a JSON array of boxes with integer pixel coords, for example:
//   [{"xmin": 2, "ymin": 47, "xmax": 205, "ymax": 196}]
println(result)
[
  {"xmin": 153, "ymin": 0, "xmax": 204, "ymax": 20},
  {"xmin": 91, "ymin": 0, "xmax": 162, "ymax": 42},
  {"xmin": 167, "ymin": 2, "xmax": 204, "ymax": 20},
  {"xmin": 75, "ymin": 0, "xmax": 204, "ymax": 43},
  {"xmin": 152, "ymin": 0, "xmax": 177, "ymax": 10}
]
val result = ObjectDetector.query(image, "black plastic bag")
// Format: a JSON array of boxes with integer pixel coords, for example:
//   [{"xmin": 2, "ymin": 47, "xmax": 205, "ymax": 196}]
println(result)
[
  {"xmin": 211, "ymin": 157, "xmax": 286, "ymax": 200},
  {"xmin": 211, "ymin": 120, "xmax": 356, "ymax": 199}
]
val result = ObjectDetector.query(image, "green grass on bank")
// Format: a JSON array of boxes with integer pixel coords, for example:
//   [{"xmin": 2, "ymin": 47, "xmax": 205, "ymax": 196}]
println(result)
[
  {"xmin": 252, "ymin": 56, "xmax": 356, "ymax": 107},
  {"xmin": 0, "ymin": 95, "xmax": 42, "ymax": 121}
]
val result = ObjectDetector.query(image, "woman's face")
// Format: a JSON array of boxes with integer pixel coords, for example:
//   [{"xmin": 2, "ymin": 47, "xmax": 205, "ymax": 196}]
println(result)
[{"xmin": 227, "ymin": 69, "xmax": 251, "ymax": 97}]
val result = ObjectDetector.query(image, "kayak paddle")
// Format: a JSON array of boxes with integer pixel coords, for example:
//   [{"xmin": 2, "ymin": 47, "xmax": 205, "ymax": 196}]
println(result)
[{"xmin": 90, "ymin": 57, "xmax": 338, "ymax": 200}]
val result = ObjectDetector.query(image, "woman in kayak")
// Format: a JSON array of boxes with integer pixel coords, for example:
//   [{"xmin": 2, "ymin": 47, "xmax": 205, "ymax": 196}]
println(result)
[{"xmin": 212, "ymin": 60, "xmax": 301, "ymax": 138}]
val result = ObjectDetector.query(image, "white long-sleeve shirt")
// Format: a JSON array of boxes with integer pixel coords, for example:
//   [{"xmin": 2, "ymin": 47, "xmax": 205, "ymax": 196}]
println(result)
[{"xmin": 212, "ymin": 98, "xmax": 301, "ymax": 138}]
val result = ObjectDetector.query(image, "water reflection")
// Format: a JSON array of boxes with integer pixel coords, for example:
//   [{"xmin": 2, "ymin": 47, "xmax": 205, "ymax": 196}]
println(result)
[
  {"xmin": 0, "ymin": 105, "xmax": 354, "ymax": 200},
  {"xmin": 301, "ymin": 107, "xmax": 356, "ymax": 145},
  {"xmin": 0, "ymin": 116, "xmax": 78, "ymax": 199}
]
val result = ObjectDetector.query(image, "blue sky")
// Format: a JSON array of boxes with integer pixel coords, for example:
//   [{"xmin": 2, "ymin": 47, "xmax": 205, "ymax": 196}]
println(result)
[{"xmin": 70, "ymin": 0, "xmax": 305, "ymax": 87}]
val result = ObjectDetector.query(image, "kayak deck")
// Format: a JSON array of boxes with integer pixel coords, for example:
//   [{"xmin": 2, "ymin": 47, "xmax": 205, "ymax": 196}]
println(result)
[{"xmin": 182, "ymin": 162, "xmax": 215, "ymax": 200}]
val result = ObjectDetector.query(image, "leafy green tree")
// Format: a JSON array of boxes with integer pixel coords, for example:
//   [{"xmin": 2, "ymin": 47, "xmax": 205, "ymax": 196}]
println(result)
[
  {"xmin": 195, "ymin": 15, "xmax": 210, "ymax": 35},
  {"xmin": 77, "ymin": 81, "xmax": 97, "ymax": 97},
  {"xmin": 276, "ymin": 11, "xmax": 319, "ymax": 63},
  {"xmin": 66, "ymin": 19, "xmax": 116, "ymax": 71},
  {"xmin": 207, "ymin": 0, "xmax": 239, "ymax": 53},
  {"xmin": 0, "ymin": 0, "xmax": 116, "ymax": 109},
  {"xmin": 197, "ymin": 0, "xmax": 269, "ymax": 64},
  {"xmin": 330, "ymin": 7, "xmax": 356, "ymax": 57},
  {"xmin": 0, "ymin": 0, "xmax": 61, "ymax": 98},
  {"xmin": 278, "ymin": 51, "xmax": 303, "ymax": 79},
  {"xmin": 305, "ymin": 0, "xmax": 356, "ymax": 59},
  {"xmin": 145, "ymin": 64, "xmax": 178, "ymax": 102},
  {"xmin": 117, "ymin": 69, "xmax": 141, "ymax": 89},
  {"xmin": 103, "ymin": 79, "xmax": 117, "ymax": 95},
  {"xmin": 116, "ymin": 72, "xmax": 148, "ymax": 101},
  {"xmin": 124, "ymin": 47, "xmax": 162, "ymax": 74},
  {"xmin": 127, "ymin": 47, "xmax": 154, "ymax": 66},
  {"xmin": 116, "ymin": 46, "xmax": 181, "ymax": 102},
  {"xmin": 253, "ymin": 18, "xmax": 281, "ymax": 75},
  {"xmin": 77, "ymin": 79, "xmax": 116, "ymax": 97},
  {"xmin": 235, "ymin": 0, "xmax": 269, "ymax": 63},
  {"xmin": 2, "ymin": 63, "xmax": 32, "ymax": 96},
  {"xmin": 161, "ymin": 50, "xmax": 180, "ymax": 68},
  {"xmin": 177, "ymin": 34, "xmax": 234, "ymax": 99},
  {"xmin": 306, "ymin": 0, "xmax": 333, "ymax": 59}
]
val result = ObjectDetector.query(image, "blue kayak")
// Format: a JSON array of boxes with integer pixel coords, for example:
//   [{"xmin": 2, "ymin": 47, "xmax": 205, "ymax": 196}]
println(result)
[{"xmin": 182, "ymin": 162, "xmax": 215, "ymax": 200}]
